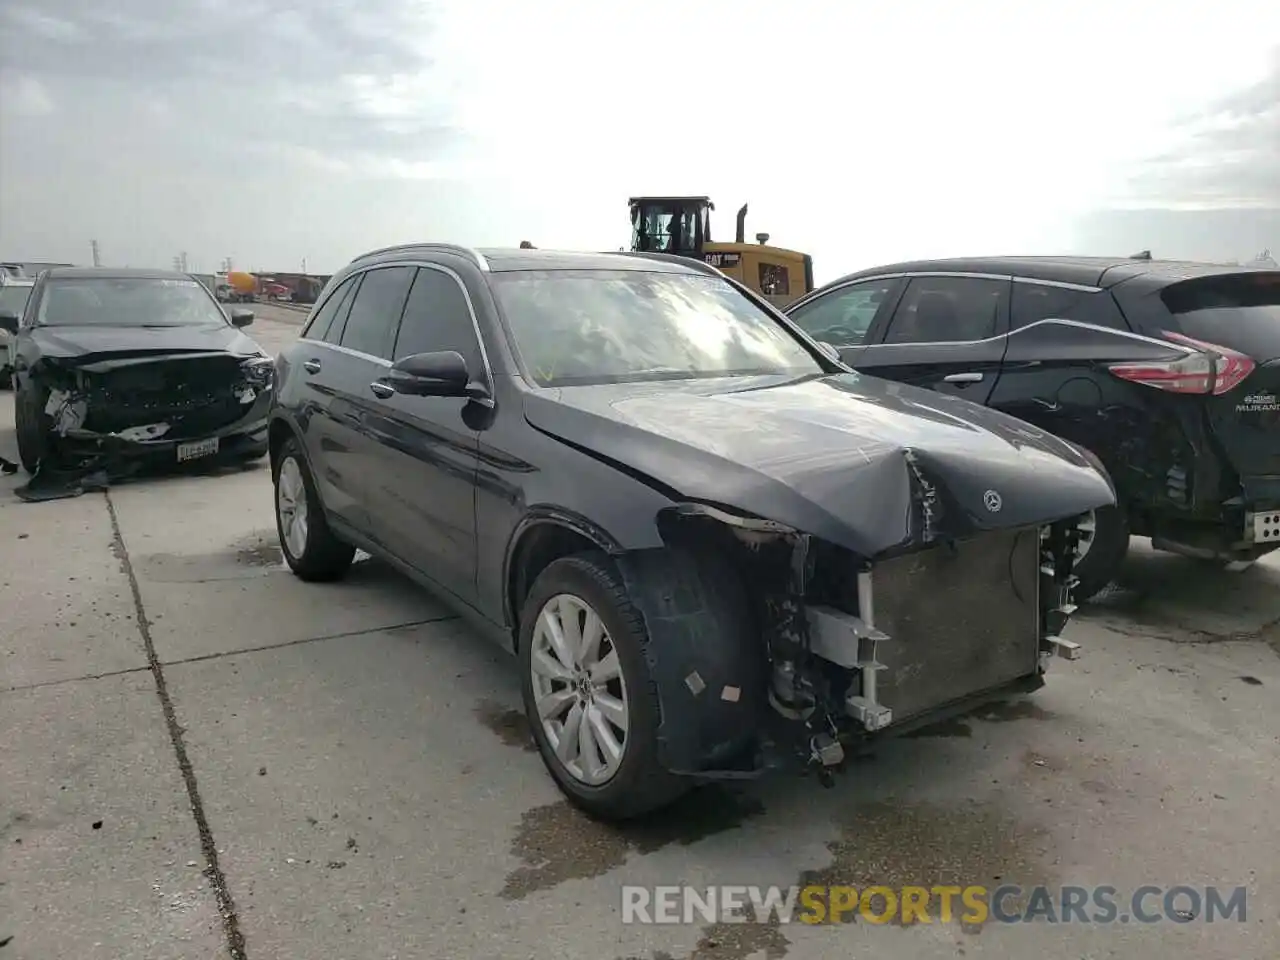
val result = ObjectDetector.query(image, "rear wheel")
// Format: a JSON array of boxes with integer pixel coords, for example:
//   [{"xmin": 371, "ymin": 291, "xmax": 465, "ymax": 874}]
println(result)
[
  {"xmin": 273, "ymin": 437, "xmax": 354, "ymax": 581},
  {"xmin": 519, "ymin": 553, "xmax": 688, "ymax": 821},
  {"xmin": 1069, "ymin": 505, "xmax": 1130, "ymax": 602}
]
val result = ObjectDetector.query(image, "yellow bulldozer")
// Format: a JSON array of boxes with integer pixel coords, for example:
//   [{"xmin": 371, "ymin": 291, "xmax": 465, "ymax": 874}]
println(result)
[{"xmin": 626, "ymin": 196, "xmax": 814, "ymax": 308}]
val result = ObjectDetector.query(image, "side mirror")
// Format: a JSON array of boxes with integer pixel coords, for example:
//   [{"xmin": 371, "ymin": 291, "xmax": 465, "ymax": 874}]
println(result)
[
  {"xmin": 386, "ymin": 350, "xmax": 472, "ymax": 397},
  {"xmin": 816, "ymin": 341, "xmax": 840, "ymax": 362},
  {"xmin": 0, "ymin": 310, "xmax": 19, "ymax": 335},
  {"xmin": 230, "ymin": 309, "xmax": 254, "ymax": 327}
]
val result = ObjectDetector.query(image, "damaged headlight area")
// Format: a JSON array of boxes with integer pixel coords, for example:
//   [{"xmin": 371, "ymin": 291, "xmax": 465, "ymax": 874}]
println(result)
[{"xmin": 645, "ymin": 503, "xmax": 1089, "ymax": 784}]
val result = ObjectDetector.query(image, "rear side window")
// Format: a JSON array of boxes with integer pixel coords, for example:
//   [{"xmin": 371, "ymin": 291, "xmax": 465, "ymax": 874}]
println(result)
[
  {"xmin": 883, "ymin": 276, "xmax": 1005, "ymax": 344},
  {"xmin": 392, "ymin": 267, "xmax": 482, "ymax": 369},
  {"xmin": 788, "ymin": 278, "xmax": 900, "ymax": 346},
  {"xmin": 1011, "ymin": 282, "xmax": 1129, "ymax": 331},
  {"xmin": 339, "ymin": 266, "xmax": 415, "ymax": 359},
  {"xmin": 305, "ymin": 276, "xmax": 357, "ymax": 341}
]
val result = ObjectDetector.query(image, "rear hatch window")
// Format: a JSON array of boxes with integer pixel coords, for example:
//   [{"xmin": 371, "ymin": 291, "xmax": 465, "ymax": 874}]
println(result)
[{"xmin": 1156, "ymin": 272, "xmax": 1280, "ymax": 362}]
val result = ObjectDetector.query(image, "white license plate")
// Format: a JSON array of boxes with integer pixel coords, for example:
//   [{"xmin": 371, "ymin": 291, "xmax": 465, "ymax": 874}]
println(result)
[
  {"xmin": 176, "ymin": 438, "xmax": 220, "ymax": 462},
  {"xmin": 1253, "ymin": 511, "xmax": 1280, "ymax": 543}
]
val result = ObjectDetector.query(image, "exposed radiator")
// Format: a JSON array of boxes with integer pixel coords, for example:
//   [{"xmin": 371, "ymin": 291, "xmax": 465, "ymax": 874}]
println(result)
[{"xmin": 867, "ymin": 528, "xmax": 1041, "ymax": 723}]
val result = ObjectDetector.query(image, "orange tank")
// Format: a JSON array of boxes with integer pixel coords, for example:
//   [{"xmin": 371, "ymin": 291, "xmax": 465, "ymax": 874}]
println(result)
[{"xmin": 226, "ymin": 271, "xmax": 258, "ymax": 295}]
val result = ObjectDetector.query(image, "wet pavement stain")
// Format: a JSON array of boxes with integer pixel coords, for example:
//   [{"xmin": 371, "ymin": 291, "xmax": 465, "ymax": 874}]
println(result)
[
  {"xmin": 904, "ymin": 717, "xmax": 973, "ymax": 739},
  {"xmin": 135, "ymin": 530, "xmax": 285, "ymax": 582},
  {"xmin": 905, "ymin": 697, "xmax": 1053, "ymax": 739},
  {"xmin": 621, "ymin": 798, "xmax": 1053, "ymax": 960},
  {"xmin": 235, "ymin": 540, "xmax": 283, "ymax": 567},
  {"xmin": 798, "ymin": 799, "xmax": 1052, "ymax": 934},
  {"xmin": 474, "ymin": 700, "xmax": 536, "ymax": 752},
  {"xmin": 501, "ymin": 787, "xmax": 766, "ymax": 901}
]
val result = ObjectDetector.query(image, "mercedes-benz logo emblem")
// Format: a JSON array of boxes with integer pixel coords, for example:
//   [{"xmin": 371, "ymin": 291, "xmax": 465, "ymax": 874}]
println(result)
[{"xmin": 983, "ymin": 489, "xmax": 1003, "ymax": 512}]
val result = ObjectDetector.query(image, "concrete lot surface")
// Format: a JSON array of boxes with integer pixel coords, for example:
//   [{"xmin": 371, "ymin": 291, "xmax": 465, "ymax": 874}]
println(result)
[{"xmin": 1, "ymin": 304, "xmax": 1277, "ymax": 959}]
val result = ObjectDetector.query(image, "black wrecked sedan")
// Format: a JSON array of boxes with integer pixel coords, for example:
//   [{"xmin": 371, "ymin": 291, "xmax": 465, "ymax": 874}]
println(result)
[
  {"xmin": 268, "ymin": 245, "xmax": 1115, "ymax": 821},
  {"xmin": 0, "ymin": 268, "xmax": 274, "ymax": 486}
]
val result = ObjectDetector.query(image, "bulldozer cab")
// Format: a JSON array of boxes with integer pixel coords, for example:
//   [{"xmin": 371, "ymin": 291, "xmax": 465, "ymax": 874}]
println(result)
[
  {"xmin": 628, "ymin": 196, "xmax": 714, "ymax": 256},
  {"xmin": 626, "ymin": 195, "xmax": 813, "ymax": 308}
]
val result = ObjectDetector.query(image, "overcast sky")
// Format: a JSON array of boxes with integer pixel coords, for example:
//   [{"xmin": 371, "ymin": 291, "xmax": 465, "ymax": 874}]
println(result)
[{"xmin": 1, "ymin": 0, "xmax": 1277, "ymax": 281}]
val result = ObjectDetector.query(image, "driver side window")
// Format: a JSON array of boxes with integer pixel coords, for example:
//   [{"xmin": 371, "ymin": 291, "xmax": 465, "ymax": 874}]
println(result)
[{"xmin": 788, "ymin": 278, "xmax": 900, "ymax": 346}]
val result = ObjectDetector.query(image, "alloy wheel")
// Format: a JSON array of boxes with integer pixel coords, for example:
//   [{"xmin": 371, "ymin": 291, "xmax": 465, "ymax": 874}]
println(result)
[
  {"xmin": 529, "ymin": 593, "xmax": 629, "ymax": 785},
  {"xmin": 276, "ymin": 457, "xmax": 310, "ymax": 559}
]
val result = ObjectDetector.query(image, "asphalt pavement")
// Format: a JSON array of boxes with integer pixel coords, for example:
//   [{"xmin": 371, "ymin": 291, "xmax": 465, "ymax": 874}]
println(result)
[{"xmin": 1, "ymin": 303, "xmax": 1277, "ymax": 960}]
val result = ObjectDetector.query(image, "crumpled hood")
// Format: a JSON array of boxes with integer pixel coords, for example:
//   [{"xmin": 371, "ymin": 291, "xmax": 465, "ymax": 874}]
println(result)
[
  {"xmin": 30, "ymin": 322, "xmax": 262, "ymax": 363},
  {"xmin": 523, "ymin": 372, "xmax": 1116, "ymax": 558}
]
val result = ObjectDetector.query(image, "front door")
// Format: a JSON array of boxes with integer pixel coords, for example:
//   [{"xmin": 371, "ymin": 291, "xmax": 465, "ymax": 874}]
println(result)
[
  {"xmin": 785, "ymin": 276, "xmax": 905, "ymax": 366},
  {"xmin": 362, "ymin": 265, "xmax": 485, "ymax": 605},
  {"xmin": 856, "ymin": 274, "xmax": 1011, "ymax": 405}
]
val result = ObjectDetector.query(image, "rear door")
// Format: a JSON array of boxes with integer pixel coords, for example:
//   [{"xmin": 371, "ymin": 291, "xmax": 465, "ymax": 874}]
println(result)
[
  {"xmin": 295, "ymin": 273, "xmax": 364, "ymax": 526},
  {"xmin": 855, "ymin": 274, "xmax": 1011, "ymax": 404},
  {"xmin": 785, "ymin": 276, "xmax": 905, "ymax": 365},
  {"xmin": 1115, "ymin": 270, "xmax": 1280, "ymax": 498}
]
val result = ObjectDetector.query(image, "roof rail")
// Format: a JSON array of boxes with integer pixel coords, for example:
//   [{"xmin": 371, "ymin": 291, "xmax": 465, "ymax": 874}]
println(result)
[
  {"xmin": 351, "ymin": 242, "xmax": 489, "ymax": 272},
  {"xmin": 604, "ymin": 250, "xmax": 722, "ymax": 278}
]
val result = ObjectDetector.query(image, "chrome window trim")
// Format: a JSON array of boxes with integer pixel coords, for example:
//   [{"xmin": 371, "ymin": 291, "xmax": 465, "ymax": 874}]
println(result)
[
  {"xmin": 788, "ymin": 271, "xmax": 1103, "ymax": 314},
  {"xmin": 299, "ymin": 259, "xmax": 497, "ymax": 407},
  {"xmin": 857, "ymin": 316, "xmax": 1193, "ymax": 351}
]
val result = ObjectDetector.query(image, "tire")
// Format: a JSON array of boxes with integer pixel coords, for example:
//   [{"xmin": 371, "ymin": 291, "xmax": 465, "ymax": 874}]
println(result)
[
  {"xmin": 273, "ymin": 436, "xmax": 354, "ymax": 581},
  {"xmin": 519, "ymin": 552, "xmax": 689, "ymax": 821},
  {"xmin": 14, "ymin": 382, "xmax": 53, "ymax": 475},
  {"xmin": 1070, "ymin": 504, "xmax": 1130, "ymax": 602}
]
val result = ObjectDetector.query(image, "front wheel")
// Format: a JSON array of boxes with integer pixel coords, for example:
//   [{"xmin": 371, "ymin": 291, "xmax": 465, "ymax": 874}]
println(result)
[
  {"xmin": 273, "ymin": 436, "xmax": 355, "ymax": 581},
  {"xmin": 519, "ymin": 553, "xmax": 687, "ymax": 821},
  {"xmin": 14, "ymin": 382, "xmax": 54, "ymax": 475},
  {"xmin": 1069, "ymin": 505, "xmax": 1130, "ymax": 602}
]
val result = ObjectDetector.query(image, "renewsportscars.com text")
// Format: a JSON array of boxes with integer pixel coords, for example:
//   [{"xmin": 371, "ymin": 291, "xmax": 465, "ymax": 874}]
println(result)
[{"xmin": 621, "ymin": 884, "xmax": 1248, "ymax": 925}]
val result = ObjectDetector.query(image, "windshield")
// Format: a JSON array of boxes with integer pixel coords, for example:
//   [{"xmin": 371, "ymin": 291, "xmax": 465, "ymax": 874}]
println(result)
[
  {"xmin": 492, "ymin": 270, "xmax": 824, "ymax": 387},
  {"xmin": 0, "ymin": 284, "xmax": 32, "ymax": 318},
  {"xmin": 35, "ymin": 277, "xmax": 228, "ymax": 327}
]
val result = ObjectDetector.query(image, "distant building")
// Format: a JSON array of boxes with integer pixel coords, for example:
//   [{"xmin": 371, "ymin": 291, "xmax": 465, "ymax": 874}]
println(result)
[{"xmin": 1, "ymin": 260, "xmax": 74, "ymax": 277}]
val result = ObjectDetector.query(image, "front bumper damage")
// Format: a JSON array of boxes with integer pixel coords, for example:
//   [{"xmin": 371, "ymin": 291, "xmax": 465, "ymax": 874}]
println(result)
[
  {"xmin": 17, "ymin": 353, "xmax": 273, "ymax": 502},
  {"xmin": 623, "ymin": 503, "xmax": 1087, "ymax": 785}
]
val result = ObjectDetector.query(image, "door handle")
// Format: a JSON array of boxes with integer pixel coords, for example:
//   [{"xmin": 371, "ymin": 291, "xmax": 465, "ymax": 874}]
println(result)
[
  {"xmin": 369, "ymin": 381, "xmax": 395, "ymax": 399},
  {"xmin": 943, "ymin": 372, "xmax": 984, "ymax": 383},
  {"xmin": 303, "ymin": 359, "xmax": 321, "ymax": 374}
]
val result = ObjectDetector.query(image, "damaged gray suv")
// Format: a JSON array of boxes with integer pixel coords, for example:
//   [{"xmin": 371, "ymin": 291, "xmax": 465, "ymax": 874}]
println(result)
[
  {"xmin": 0, "ymin": 267, "xmax": 274, "ymax": 485},
  {"xmin": 269, "ymin": 245, "xmax": 1116, "ymax": 822}
]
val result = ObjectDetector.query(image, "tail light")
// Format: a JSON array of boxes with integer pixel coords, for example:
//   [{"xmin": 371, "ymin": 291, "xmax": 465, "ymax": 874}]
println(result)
[{"xmin": 1108, "ymin": 332, "xmax": 1255, "ymax": 395}]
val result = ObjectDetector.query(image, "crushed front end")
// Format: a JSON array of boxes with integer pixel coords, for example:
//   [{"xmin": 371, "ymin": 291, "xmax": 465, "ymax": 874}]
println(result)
[
  {"xmin": 21, "ymin": 353, "xmax": 273, "ymax": 501},
  {"xmin": 37, "ymin": 352, "xmax": 272, "ymax": 456},
  {"xmin": 646, "ymin": 503, "xmax": 1087, "ymax": 784}
]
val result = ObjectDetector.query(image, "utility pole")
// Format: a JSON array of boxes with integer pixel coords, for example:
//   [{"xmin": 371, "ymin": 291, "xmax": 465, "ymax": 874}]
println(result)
[
  {"xmin": 301, "ymin": 257, "xmax": 307, "ymax": 274},
  {"xmin": 90, "ymin": 239, "xmax": 101, "ymax": 266},
  {"xmin": 172, "ymin": 255, "xmax": 182, "ymax": 271},
  {"xmin": 180, "ymin": 251, "xmax": 188, "ymax": 272}
]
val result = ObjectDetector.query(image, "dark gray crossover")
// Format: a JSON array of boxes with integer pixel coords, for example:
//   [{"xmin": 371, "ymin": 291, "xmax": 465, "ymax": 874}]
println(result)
[{"xmin": 268, "ymin": 245, "xmax": 1115, "ymax": 821}]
